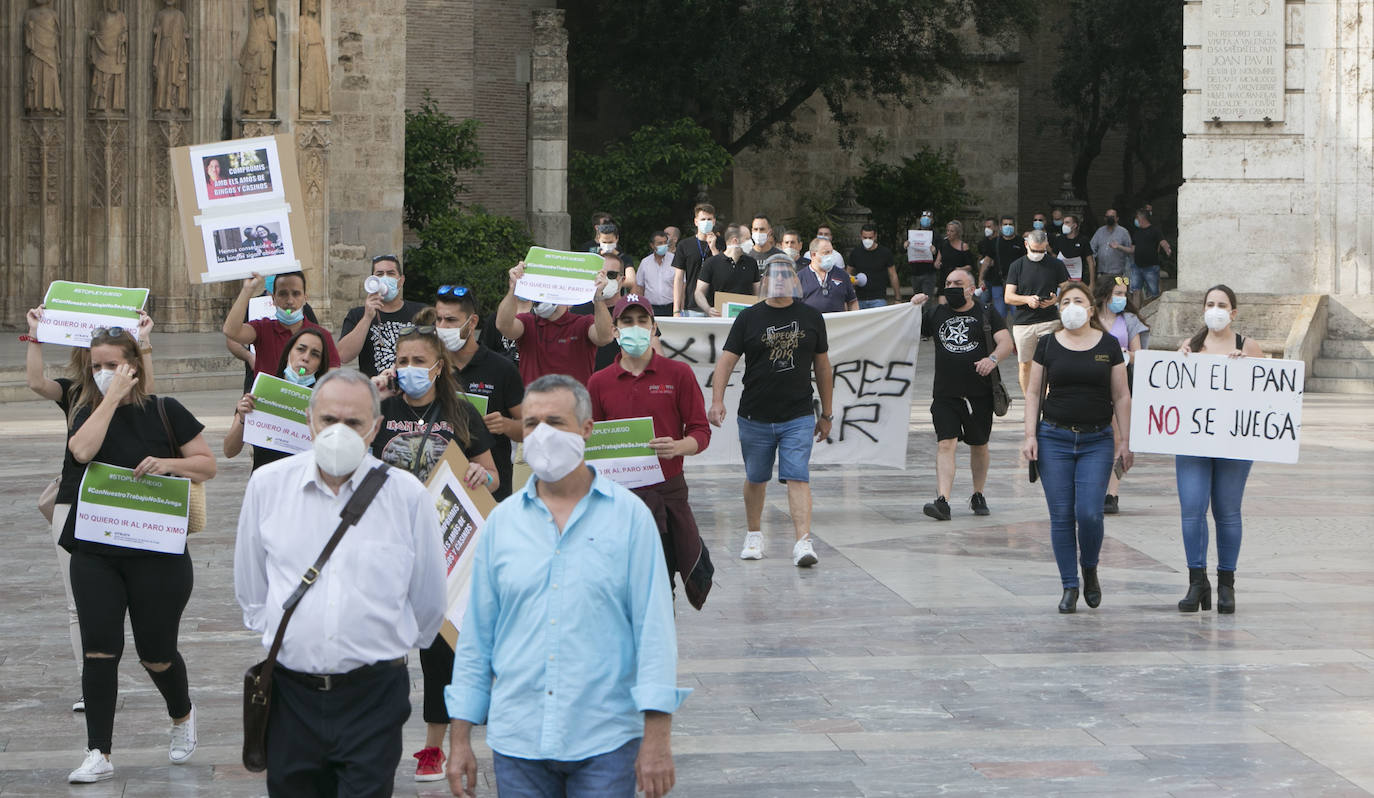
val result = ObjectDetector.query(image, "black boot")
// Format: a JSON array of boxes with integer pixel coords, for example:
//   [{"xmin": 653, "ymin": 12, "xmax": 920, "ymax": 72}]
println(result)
[
  {"xmin": 1082, "ymin": 567, "xmax": 1102, "ymax": 608},
  {"xmin": 1177, "ymin": 567, "xmax": 1212, "ymax": 612},
  {"xmin": 1058, "ymin": 588, "xmax": 1079, "ymax": 614},
  {"xmin": 1216, "ymin": 570, "xmax": 1235, "ymax": 614}
]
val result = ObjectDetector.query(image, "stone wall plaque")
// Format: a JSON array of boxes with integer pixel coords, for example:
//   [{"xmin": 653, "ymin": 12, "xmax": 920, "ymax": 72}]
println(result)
[{"xmin": 1202, "ymin": 0, "xmax": 1286, "ymax": 122}]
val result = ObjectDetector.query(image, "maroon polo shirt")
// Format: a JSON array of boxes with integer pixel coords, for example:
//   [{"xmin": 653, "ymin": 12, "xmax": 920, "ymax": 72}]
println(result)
[
  {"xmin": 515, "ymin": 311, "xmax": 598, "ymax": 386},
  {"xmin": 588, "ymin": 351, "xmax": 711, "ymax": 481},
  {"xmin": 247, "ymin": 317, "xmax": 342, "ymax": 378}
]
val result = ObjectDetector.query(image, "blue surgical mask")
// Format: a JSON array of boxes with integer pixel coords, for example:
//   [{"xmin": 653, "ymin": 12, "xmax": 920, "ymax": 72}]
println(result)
[
  {"xmin": 377, "ymin": 275, "xmax": 400, "ymax": 301},
  {"xmin": 1108, "ymin": 296, "xmax": 1128, "ymax": 313},
  {"xmin": 1001, "ymin": 224, "xmax": 1015, "ymax": 237},
  {"xmin": 1133, "ymin": 219, "xmax": 1141, "ymax": 228},
  {"xmin": 276, "ymin": 306, "xmax": 304, "ymax": 326},
  {"xmin": 396, "ymin": 365, "xmax": 436, "ymax": 398},
  {"xmin": 655, "ymin": 244, "xmax": 669, "ymax": 257},
  {"xmin": 282, "ymin": 366, "xmax": 316, "ymax": 387},
  {"xmin": 919, "ymin": 216, "xmax": 932, "ymax": 229},
  {"xmin": 617, "ymin": 326, "xmax": 652, "ymax": 358},
  {"xmin": 1033, "ymin": 220, "xmax": 1045, "ymax": 230}
]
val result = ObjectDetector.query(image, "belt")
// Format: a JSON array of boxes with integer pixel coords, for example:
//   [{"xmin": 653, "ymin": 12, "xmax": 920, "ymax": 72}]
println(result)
[
  {"xmin": 276, "ymin": 656, "xmax": 407, "ymax": 692},
  {"xmin": 1042, "ymin": 419, "xmax": 1111, "ymax": 434}
]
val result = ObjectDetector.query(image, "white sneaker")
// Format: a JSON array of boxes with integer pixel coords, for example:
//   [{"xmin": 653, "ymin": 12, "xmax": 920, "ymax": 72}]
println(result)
[
  {"xmin": 169, "ymin": 704, "xmax": 197, "ymax": 764},
  {"xmin": 739, "ymin": 531, "xmax": 764, "ymax": 560},
  {"xmin": 792, "ymin": 537, "xmax": 819, "ymax": 567},
  {"xmin": 68, "ymin": 749, "xmax": 113, "ymax": 783},
  {"xmin": 72, "ymin": 696, "xmax": 85, "ymax": 712}
]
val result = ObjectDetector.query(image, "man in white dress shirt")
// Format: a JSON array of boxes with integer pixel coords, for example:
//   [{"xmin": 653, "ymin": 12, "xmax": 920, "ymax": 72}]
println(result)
[{"xmin": 234, "ymin": 368, "xmax": 446, "ymax": 797}]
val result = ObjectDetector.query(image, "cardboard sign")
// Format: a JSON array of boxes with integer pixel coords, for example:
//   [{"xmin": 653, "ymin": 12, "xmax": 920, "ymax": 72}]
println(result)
[
  {"xmin": 38, "ymin": 281, "xmax": 149, "ymax": 347},
  {"xmin": 713, "ymin": 291, "xmax": 758, "ymax": 316},
  {"xmin": 75, "ymin": 462, "xmax": 190, "ymax": 554},
  {"xmin": 1130, "ymin": 351, "xmax": 1304, "ymax": 464},
  {"xmin": 516, "ymin": 246, "xmax": 604, "ymax": 305},
  {"xmin": 171, "ymin": 134, "xmax": 314, "ymax": 285},
  {"xmin": 424, "ymin": 442, "xmax": 499, "ymax": 648},
  {"xmin": 585, "ymin": 417, "xmax": 664, "ymax": 489},
  {"xmin": 243, "ymin": 373, "xmax": 313, "ymax": 455}
]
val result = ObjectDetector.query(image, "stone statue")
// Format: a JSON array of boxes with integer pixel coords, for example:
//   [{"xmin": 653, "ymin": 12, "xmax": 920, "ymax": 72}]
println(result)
[
  {"xmin": 24, "ymin": 0, "xmax": 63, "ymax": 115},
  {"xmin": 240, "ymin": 0, "xmax": 278, "ymax": 118},
  {"xmin": 89, "ymin": 0, "xmax": 129, "ymax": 113},
  {"xmin": 298, "ymin": 0, "xmax": 331, "ymax": 116},
  {"xmin": 152, "ymin": 0, "xmax": 191, "ymax": 114}
]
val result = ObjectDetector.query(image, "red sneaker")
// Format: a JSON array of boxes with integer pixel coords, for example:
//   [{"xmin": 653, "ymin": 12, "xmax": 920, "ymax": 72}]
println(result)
[{"xmin": 413, "ymin": 746, "xmax": 445, "ymax": 782}]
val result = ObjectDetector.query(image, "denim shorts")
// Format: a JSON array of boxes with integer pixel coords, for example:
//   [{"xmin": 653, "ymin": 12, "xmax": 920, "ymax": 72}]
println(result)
[{"xmin": 738, "ymin": 414, "xmax": 814, "ymax": 484}]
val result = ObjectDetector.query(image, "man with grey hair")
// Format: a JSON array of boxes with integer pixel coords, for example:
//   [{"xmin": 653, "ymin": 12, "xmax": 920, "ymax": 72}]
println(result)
[
  {"xmin": 1004, "ymin": 230, "xmax": 1071, "ymax": 395},
  {"xmin": 234, "ymin": 367, "xmax": 446, "ymax": 796},
  {"xmin": 446, "ymin": 373, "xmax": 687, "ymax": 798}
]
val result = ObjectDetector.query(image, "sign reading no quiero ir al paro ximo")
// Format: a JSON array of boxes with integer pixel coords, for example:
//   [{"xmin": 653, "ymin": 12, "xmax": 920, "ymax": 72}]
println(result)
[{"xmin": 1129, "ymin": 351, "xmax": 1304, "ymax": 464}]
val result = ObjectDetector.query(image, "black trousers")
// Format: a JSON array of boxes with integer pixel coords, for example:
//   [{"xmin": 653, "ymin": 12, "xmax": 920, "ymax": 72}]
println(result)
[
  {"xmin": 418, "ymin": 633, "xmax": 453, "ymax": 725},
  {"xmin": 267, "ymin": 662, "xmax": 410, "ymax": 797}
]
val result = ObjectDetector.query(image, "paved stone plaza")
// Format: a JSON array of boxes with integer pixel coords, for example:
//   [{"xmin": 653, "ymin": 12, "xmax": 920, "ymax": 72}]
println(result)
[{"xmin": 1, "ymin": 344, "xmax": 1371, "ymax": 797}]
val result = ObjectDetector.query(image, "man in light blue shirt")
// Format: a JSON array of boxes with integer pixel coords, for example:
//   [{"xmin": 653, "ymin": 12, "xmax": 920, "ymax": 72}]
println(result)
[{"xmin": 445, "ymin": 374, "xmax": 689, "ymax": 798}]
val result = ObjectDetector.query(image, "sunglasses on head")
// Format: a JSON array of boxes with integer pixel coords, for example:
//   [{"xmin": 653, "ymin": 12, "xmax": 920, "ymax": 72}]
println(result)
[
  {"xmin": 90, "ymin": 326, "xmax": 131, "ymax": 342},
  {"xmin": 436, "ymin": 285, "xmax": 471, "ymax": 298},
  {"xmin": 1114, "ymin": 276, "xmax": 1130, "ymax": 287},
  {"xmin": 371, "ymin": 254, "xmax": 399, "ymax": 265},
  {"xmin": 396, "ymin": 324, "xmax": 437, "ymax": 336}
]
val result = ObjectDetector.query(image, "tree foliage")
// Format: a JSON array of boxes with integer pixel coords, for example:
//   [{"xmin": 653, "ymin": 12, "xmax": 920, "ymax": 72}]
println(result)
[
  {"xmin": 563, "ymin": 0, "xmax": 1037, "ymax": 156},
  {"xmin": 404, "ymin": 92, "xmax": 484, "ymax": 230},
  {"xmin": 403, "ymin": 209, "xmax": 534, "ymax": 309},
  {"xmin": 1051, "ymin": 0, "xmax": 1183, "ymax": 221},
  {"xmin": 569, "ymin": 119, "xmax": 732, "ymax": 252},
  {"xmin": 855, "ymin": 149, "xmax": 979, "ymax": 247}
]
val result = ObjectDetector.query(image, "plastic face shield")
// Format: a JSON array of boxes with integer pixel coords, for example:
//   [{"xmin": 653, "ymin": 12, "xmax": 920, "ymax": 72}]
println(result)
[{"xmin": 758, "ymin": 257, "xmax": 803, "ymax": 300}]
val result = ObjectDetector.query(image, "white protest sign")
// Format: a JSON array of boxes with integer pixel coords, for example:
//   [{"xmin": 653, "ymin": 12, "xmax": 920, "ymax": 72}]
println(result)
[
  {"xmin": 585, "ymin": 417, "xmax": 664, "ymax": 489},
  {"xmin": 424, "ymin": 443, "xmax": 498, "ymax": 648},
  {"xmin": 1061, "ymin": 256, "xmax": 1084, "ymax": 281},
  {"xmin": 75, "ymin": 462, "xmax": 190, "ymax": 554},
  {"xmin": 247, "ymin": 294, "xmax": 275, "ymax": 321},
  {"xmin": 1130, "ymin": 351, "xmax": 1304, "ymax": 464},
  {"xmin": 515, "ymin": 246, "xmax": 604, "ymax": 306},
  {"xmin": 243, "ymin": 373, "xmax": 313, "ymax": 454},
  {"xmin": 907, "ymin": 230, "xmax": 933, "ymax": 262},
  {"xmin": 656, "ymin": 303, "xmax": 921, "ymax": 469},
  {"xmin": 38, "ymin": 281, "xmax": 149, "ymax": 347}
]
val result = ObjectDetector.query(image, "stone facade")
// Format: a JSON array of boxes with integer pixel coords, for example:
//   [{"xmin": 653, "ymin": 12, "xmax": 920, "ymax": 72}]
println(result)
[{"xmin": 1179, "ymin": 0, "xmax": 1373, "ymax": 297}]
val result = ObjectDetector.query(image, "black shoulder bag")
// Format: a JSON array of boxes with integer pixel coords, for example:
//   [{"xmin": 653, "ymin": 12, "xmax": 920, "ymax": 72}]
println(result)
[
  {"xmin": 242, "ymin": 464, "xmax": 390, "ymax": 772},
  {"xmin": 981, "ymin": 306, "xmax": 1011, "ymax": 417}
]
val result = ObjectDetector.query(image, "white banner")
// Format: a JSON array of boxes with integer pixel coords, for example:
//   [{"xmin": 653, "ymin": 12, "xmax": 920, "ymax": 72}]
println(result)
[
  {"xmin": 656, "ymin": 303, "xmax": 921, "ymax": 470},
  {"xmin": 1130, "ymin": 351, "xmax": 1304, "ymax": 464}
]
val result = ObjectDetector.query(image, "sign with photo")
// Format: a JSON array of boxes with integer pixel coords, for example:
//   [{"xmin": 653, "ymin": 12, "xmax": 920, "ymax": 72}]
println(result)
[
  {"xmin": 198, "ymin": 209, "xmax": 297, "ymax": 281},
  {"xmin": 187, "ymin": 136, "xmax": 285, "ymax": 210},
  {"xmin": 424, "ymin": 443, "xmax": 499, "ymax": 648}
]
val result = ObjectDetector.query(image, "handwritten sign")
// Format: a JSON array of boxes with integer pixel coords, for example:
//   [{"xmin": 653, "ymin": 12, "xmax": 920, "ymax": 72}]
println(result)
[{"xmin": 1130, "ymin": 351, "xmax": 1303, "ymax": 464}]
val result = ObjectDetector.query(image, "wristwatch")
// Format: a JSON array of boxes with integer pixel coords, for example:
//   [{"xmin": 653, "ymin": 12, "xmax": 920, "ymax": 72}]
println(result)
[
  {"xmin": 820, "ymin": 413, "xmax": 834, "ymax": 421},
  {"xmin": 988, "ymin": 355, "xmax": 998, "ymax": 364}
]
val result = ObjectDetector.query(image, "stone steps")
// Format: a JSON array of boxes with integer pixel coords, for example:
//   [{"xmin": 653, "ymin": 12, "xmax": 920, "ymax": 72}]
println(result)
[
  {"xmin": 1306, "ymin": 377, "xmax": 1374, "ymax": 395},
  {"xmin": 0, "ymin": 343, "xmax": 247, "ymax": 403},
  {"xmin": 1313, "ymin": 357, "xmax": 1374, "ymax": 379},
  {"xmin": 1321, "ymin": 339, "xmax": 1374, "ymax": 359}
]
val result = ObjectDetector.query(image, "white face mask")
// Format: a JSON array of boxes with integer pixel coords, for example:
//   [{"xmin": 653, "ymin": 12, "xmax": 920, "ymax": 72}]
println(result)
[
  {"xmin": 1060, "ymin": 303, "xmax": 1089, "ymax": 330},
  {"xmin": 1204, "ymin": 306, "xmax": 1232, "ymax": 332},
  {"xmin": 861, "ymin": 238, "xmax": 876, "ymax": 250},
  {"xmin": 524, "ymin": 422, "xmax": 586, "ymax": 483},
  {"xmin": 600, "ymin": 280, "xmax": 620, "ymax": 300},
  {"xmin": 312, "ymin": 422, "xmax": 371, "ymax": 477},
  {"xmin": 783, "ymin": 246, "xmax": 800, "ymax": 260},
  {"xmin": 533, "ymin": 302, "xmax": 559, "ymax": 319},
  {"xmin": 93, "ymin": 368, "xmax": 118, "ymax": 395},
  {"xmin": 598, "ymin": 241, "xmax": 617, "ymax": 254},
  {"xmin": 1062, "ymin": 223, "xmax": 1075, "ymax": 234},
  {"xmin": 436, "ymin": 322, "xmax": 468, "ymax": 352},
  {"xmin": 751, "ymin": 232, "xmax": 768, "ymax": 247},
  {"xmin": 1027, "ymin": 250, "xmax": 1046, "ymax": 262}
]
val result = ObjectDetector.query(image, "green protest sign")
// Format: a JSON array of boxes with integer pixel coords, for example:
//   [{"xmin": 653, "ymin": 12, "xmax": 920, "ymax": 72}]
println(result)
[
  {"xmin": 38, "ymin": 281, "xmax": 150, "ymax": 347},
  {"xmin": 516, "ymin": 246, "xmax": 604, "ymax": 305},
  {"xmin": 461, "ymin": 392, "xmax": 490, "ymax": 416},
  {"xmin": 244, "ymin": 373, "xmax": 313, "ymax": 454},
  {"xmin": 584, "ymin": 417, "xmax": 663, "ymax": 488},
  {"xmin": 75, "ymin": 462, "xmax": 190, "ymax": 554}
]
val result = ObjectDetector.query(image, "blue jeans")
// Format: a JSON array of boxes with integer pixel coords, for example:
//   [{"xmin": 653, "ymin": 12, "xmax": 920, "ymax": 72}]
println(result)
[
  {"xmin": 493, "ymin": 738, "xmax": 640, "ymax": 798},
  {"xmin": 1129, "ymin": 263, "xmax": 1161, "ymax": 299},
  {"xmin": 1175, "ymin": 455, "xmax": 1252, "ymax": 571},
  {"xmin": 737, "ymin": 414, "xmax": 814, "ymax": 483},
  {"xmin": 1036, "ymin": 422, "xmax": 1115, "ymax": 587},
  {"xmin": 858, "ymin": 298, "xmax": 887, "ymax": 309},
  {"xmin": 985, "ymin": 285, "xmax": 1008, "ymax": 323}
]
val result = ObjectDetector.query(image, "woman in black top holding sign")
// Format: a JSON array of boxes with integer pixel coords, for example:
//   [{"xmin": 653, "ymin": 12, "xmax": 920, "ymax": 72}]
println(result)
[
  {"xmin": 61, "ymin": 327, "xmax": 216, "ymax": 783},
  {"xmin": 368, "ymin": 309, "xmax": 497, "ymax": 782},
  {"xmin": 1021, "ymin": 281, "xmax": 1133, "ymax": 614},
  {"xmin": 1173, "ymin": 285, "xmax": 1263, "ymax": 614},
  {"xmin": 224, "ymin": 327, "xmax": 332, "ymax": 471}
]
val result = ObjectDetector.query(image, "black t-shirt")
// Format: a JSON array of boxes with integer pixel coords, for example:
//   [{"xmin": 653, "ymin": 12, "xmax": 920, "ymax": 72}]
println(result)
[
  {"xmin": 1051, "ymin": 235, "xmax": 1093, "ymax": 279},
  {"xmin": 935, "ymin": 239, "xmax": 978, "ymax": 286},
  {"xmin": 846, "ymin": 244, "xmax": 895, "ymax": 300},
  {"xmin": 479, "ymin": 313, "xmax": 520, "ymax": 367},
  {"xmin": 697, "ymin": 253, "xmax": 759, "ymax": 308},
  {"xmin": 1005, "ymin": 256, "xmax": 1071, "ymax": 325},
  {"xmin": 1131, "ymin": 225, "xmax": 1165, "ymax": 267},
  {"xmin": 372, "ymin": 396, "xmax": 492, "ymax": 484},
  {"xmin": 746, "ymin": 245, "xmax": 785, "ymax": 276},
  {"xmin": 921, "ymin": 302, "xmax": 1007, "ymax": 399},
  {"xmin": 1034, "ymin": 333, "xmax": 1125, "ymax": 428},
  {"xmin": 978, "ymin": 237, "xmax": 1025, "ymax": 286},
  {"xmin": 62, "ymin": 396, "xmax": 205, "ymax": 556},
  {"xmin": 454, "ymin": 346, "xmax": 524, "ymax": 500},
  {"xmin": 722, "ymin": 301, "xmax": 829, "ymax": 423},
  {"xmin": 674, "ymin": 236, "xmax": 718, "ymax": 301},
  {"xmin": 339, "ymin": 300, "xmax": 427, "ymax": 377},
  {"xmin": 250, "ymin": 445, "xmax": 291, "ymax": 472},
  {"xmin": 53, "ymin": 377, "xmax": 79, "ymax": 500}
]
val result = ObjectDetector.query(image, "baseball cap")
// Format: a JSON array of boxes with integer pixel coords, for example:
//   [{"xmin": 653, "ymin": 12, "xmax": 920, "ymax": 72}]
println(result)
[{"xmin": 613, "ymin": 294, "xmax": 654, "ymax": 320}]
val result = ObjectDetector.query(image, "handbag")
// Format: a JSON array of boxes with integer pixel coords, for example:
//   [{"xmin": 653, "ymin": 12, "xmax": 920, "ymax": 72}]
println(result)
[
  {"xmin": 981, "ymin": 306, "xmax": 1011, "ymax": 417},
  {"xmin": 38, "ymin": 476, "xmax": 59, "ymax": 524},
  {"xmin": 242, "ymin": 465, "xmax": 391, "ymax": 772},
  {"xmin": 157, "ymin": 397, "xmax": 206, "ymax": 534}
]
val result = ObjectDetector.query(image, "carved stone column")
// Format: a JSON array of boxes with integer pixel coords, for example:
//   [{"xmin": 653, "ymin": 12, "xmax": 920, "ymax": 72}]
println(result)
[
  {"xmin": 297, "ymin": 122, "xmax": 331, "ymax": 294},
  {"xmin": 25, "ymin": 119, "xmax": 64, "ymax": 290},
  {"xmin": 87, "ymin": 119, "xmax": 129, "ymax": 286},
  {"xmin": 527, "ymin": 9, "xmax": 571, "ymax": 249}
]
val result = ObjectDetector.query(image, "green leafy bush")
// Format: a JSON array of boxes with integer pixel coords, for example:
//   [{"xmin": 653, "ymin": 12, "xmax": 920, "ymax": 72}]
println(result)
[
  {"xmin": 854, "ymin": 148, "xmax": 979, "ymax": 247},
  {"xmin": 403, "ymin": 209, "xmax": 534, "ymax": 312},
  {"xmin": 404, "ymin": 93, "xmax": 484, "ymax": 230}
]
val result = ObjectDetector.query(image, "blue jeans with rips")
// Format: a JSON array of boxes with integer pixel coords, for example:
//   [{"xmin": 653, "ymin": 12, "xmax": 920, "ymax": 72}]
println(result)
[{"xmin": 1036, "ymin": 422, "xmax": 1115, "ymax": 588}]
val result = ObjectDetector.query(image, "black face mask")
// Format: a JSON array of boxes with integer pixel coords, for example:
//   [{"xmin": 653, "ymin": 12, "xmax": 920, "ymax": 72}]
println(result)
[
  {"xmin": 941, "ymin": 287, "xmax": 967, "ymax": 306},
  {"xmin": 1105, "ymin": 216, "xmax": 1118, "ymax": 226}
]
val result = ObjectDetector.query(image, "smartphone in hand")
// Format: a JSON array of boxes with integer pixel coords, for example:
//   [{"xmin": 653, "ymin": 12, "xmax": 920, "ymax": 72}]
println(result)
[
  {"xmin": 1112, "ymin": 456, "xmax": 1125, "ymax": 480},
  {"xmin": 1028, "ymin": 460, "xmax": 1039, "ymax": 483}
]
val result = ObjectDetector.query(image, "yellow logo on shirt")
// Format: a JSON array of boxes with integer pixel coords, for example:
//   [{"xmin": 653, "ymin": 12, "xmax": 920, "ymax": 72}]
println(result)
[{"xmin": 1095, "ymin": 354, "xmax": 1111, "ymax": 362}]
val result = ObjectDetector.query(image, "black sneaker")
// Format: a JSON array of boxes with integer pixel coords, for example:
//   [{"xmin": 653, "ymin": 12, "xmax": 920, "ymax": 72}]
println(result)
[
  {"xmin": 923, "ymin": 496, "xmax": 951, "ymax": 521},
  {"xmin": 969, "ymin": 493, "xmax": 990, "ymax": 516},
  {"xmin": 1104, "ymin": 494, "xmax": 1119, "ymax": 515}
]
